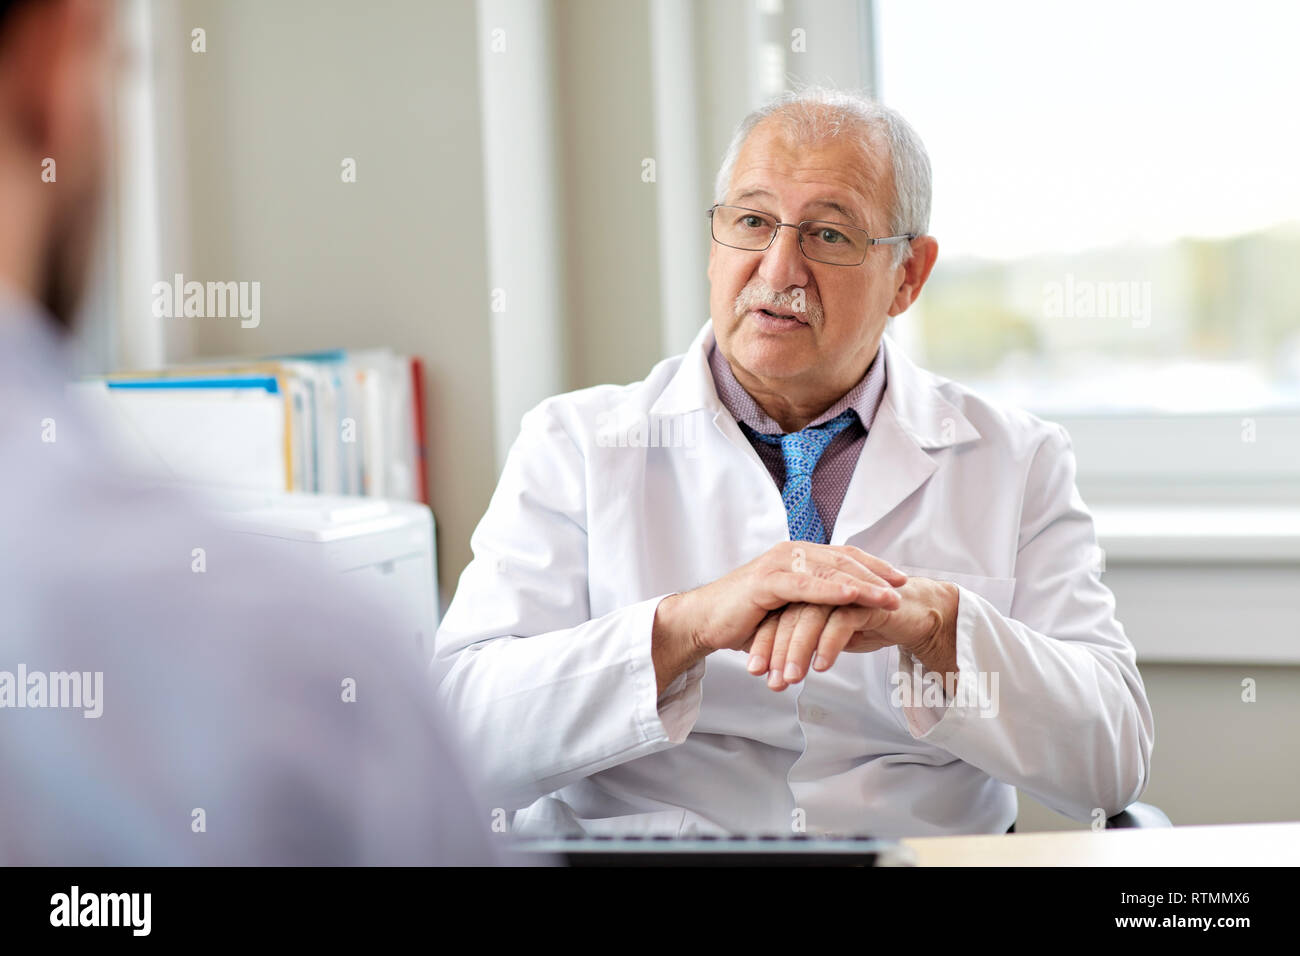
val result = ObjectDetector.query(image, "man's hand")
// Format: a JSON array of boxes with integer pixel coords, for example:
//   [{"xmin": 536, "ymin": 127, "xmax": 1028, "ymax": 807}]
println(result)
[
  {"xmin": 650, "ymin": 543, "xmax": 908, "ymax": 694},
  {"xmin": 744, "ymin": 577, "xmax": 961, "ymax": 692}
]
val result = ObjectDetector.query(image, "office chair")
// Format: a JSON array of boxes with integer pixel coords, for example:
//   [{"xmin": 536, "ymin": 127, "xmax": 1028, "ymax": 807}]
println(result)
[{"xmin": 1006, "ymin": 801, "xmax": 1171, "ymax": 833}]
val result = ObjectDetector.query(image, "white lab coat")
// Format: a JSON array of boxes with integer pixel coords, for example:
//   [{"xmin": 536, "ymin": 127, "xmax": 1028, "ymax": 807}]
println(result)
[{"xmin": 433, "ymin": 318, "xmax": 1154, "ymax": 838}]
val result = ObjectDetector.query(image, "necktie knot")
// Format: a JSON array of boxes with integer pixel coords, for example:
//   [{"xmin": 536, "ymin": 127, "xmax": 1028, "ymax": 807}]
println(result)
[
  {"xmin": 746, "ymin": 409, "xmax": 856, "ymax": 475},
  {"xmin": 742, "ymin": 409, "xmax": 857, "ymax": 543}
]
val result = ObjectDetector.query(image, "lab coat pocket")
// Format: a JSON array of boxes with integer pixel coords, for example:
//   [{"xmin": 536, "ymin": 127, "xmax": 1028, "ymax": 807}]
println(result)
[{"xmin": 891, "ymin": 565, "xmax": 1016, "ymax": 617}]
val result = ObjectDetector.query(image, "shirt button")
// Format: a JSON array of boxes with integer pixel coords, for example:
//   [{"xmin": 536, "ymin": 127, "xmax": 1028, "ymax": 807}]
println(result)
[{"xmin": 803, "ymin": 705, "xmax": 828, "ymax": 724}]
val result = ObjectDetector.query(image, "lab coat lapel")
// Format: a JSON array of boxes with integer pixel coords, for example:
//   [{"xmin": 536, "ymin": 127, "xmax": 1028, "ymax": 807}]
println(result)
[
  {"xmin": 649, "ymin": 318, "xmax": 790, "ymax": 542},
  {"xmin": 829, "ymin": 333, "xmax": 981, "ymax": 544},
  {"xmin": 648, "ymin": 318, "xmax": 717, "ymax": 419},
  {"xmin": 650, "ymin": 318, "xmax": 776, "ymax": 465}
]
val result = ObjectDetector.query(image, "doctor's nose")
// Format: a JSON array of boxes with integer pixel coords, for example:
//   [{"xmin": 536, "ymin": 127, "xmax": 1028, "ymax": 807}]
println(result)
[{"xmin": 757, "ymin": 223, "xmax": 811, "ymax": 294}]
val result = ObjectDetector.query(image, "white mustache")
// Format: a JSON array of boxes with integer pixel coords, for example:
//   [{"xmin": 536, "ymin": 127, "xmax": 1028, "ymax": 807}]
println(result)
[{"xmin": 734, "ymin": 284, "xmax": 823, "ymax": 325}]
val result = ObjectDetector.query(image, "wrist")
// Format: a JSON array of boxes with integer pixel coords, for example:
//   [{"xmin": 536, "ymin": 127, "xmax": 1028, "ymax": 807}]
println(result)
[
  {"xmin": 652, "ymin": 591, "xmax": 710, "ymax": 694},
  {"xmin": 909, "ymin": 581, "xmax": 959, "ymax": 670},
  {"xmin": 653, "ymin": 590, "xmax": 690, "ymax": 648}
]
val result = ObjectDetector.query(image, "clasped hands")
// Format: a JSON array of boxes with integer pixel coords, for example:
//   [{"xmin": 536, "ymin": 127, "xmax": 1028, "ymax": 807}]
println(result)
[{"xmin": 677, "ymin": 542, "xmax": 959, "ymax": 693}]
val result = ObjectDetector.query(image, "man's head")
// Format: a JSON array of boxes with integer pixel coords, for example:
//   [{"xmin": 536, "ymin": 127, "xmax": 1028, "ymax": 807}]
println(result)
[
  {"xmin": 707, "ymin": 88, "xmax": 939, "ymax": 426},
  {"xmin": 0, "ymin": 0, "xmax": 116, "ymax": 329}
]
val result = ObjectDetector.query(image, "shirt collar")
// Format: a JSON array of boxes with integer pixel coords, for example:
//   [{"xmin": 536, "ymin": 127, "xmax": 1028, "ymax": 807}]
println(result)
[{"xmin": 707, "ymin": 337, "xmax": 888, "ymax": 435}]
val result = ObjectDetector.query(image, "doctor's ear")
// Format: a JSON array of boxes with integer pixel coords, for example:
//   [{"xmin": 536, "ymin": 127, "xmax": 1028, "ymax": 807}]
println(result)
[{"xmin": 887, "ymin": 236, "xmax": 939, "ymax": 318}]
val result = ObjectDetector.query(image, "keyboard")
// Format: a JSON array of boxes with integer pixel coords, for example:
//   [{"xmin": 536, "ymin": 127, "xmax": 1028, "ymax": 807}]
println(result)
[{"xmin": 513, "ymin": 834, "xmax": 913, "ymax": 867}]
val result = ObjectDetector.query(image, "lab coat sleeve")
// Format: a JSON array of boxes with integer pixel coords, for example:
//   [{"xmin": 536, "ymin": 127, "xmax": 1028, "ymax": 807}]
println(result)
[
  {"xmin": 431, "ymin": 399, "xmax": 705, "ymax": 812},
  {"xmin": 895, "ymin": 423, "xmax": 1155, "ymax": 822}
]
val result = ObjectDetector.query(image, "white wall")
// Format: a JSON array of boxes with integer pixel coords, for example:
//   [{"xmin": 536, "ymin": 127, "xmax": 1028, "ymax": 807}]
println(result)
[
  {"xmin": 169, "ymin": 0, "xmax": 494, "ymax": 606},
  {"xmin": 554, "ymin": 0, "xmax": 666, "ymax": 388}
]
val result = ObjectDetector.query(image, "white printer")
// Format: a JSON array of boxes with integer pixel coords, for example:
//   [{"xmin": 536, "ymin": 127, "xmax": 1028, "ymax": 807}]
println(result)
[{"xmin": 203, "ymin": 489, "xmax": 440, "ymax": 661}]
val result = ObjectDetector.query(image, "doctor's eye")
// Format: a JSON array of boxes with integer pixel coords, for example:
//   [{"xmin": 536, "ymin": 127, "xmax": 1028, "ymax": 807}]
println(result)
[{"xmin": 813, "ymin": 227, "xmax": 848, "ymax": 244}]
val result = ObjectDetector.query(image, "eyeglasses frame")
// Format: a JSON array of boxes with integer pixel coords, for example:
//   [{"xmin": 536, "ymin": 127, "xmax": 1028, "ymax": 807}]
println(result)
[{"xmin": 707, "ymin": 203, "xmax": 915, "ymax": 266}]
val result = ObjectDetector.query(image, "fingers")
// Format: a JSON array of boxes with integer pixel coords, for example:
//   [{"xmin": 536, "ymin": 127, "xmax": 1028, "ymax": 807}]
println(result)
[
  {"xmin": 778, "ymin": 603, "xmax": 833, "ymax": 686},
  {"xmin": 747, "ymin": 604, "xmax": 893, "ymax": 690},
  {"xmin": 791, "ymin": 544, "xmax": 895, "ymax": 592},
  {"xmin": 763, "ymin": 606, "xmax": 799, "ymax": 691},
  {"xmin": 736, "ymin": 545, "xmax": 908, "ymax": 686},
  {"xmin": 766, "ymin": 604, "xmax": 829, "ymax": 691},
  {"xmin": 811, "ymin": 606, "xmax": 887, "ymax": 673},
  {"xmin": 833, "ymin": 545, "xmax": 909, "ymax": 588},
  {"xmin": 761, "ymin": 570, "xmax": 900, "ymax": 614},
  {"xmin": 761, "ymin": 544, "xmax": 905, "ymax": 613},
  {"xmin": 745, "ymin": 611, "xmax": 780, "ymax": 675}
]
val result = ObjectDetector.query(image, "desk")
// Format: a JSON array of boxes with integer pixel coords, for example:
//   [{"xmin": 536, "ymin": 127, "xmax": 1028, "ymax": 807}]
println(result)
[{"xmin": 900, "ymin": 822, "xmax": 1300, "ymax": 866}]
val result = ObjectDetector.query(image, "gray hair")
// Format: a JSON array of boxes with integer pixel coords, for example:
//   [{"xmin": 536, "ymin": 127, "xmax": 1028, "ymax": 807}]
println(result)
[{"xmin": 713, "ymin": 87, "xmax": 931, "ymax": 266}]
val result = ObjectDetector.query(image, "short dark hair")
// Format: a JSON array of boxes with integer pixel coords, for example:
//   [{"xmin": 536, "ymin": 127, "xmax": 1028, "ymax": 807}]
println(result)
[{"xmin": 0, "ymin": 0, "xmax": 41, "ymax": 42}]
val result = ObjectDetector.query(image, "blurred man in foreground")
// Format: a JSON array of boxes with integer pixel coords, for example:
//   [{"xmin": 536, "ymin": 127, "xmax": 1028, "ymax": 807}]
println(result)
[{"xmin": 0, "ymin": 0, "xmax": 502, "ymax": 864}]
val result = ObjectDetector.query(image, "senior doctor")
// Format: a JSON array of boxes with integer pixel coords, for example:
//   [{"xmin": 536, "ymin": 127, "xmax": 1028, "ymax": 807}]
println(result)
[{"xmin": 434, "ymin": 89, "xmax": 1154, "ymax": 839}]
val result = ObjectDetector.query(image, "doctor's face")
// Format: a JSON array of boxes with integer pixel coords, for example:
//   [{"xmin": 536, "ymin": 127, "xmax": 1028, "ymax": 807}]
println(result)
[{"xmin": 708, "ymin": 119, "xmax": 907, "ymax": 407}]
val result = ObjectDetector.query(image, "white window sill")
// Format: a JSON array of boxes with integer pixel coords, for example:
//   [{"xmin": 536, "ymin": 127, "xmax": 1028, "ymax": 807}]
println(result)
[
  {"xmin": 1094, "ymin": 505, "xmax": 1300, "ymax": 563},
  {"xmin": 1089, "ymin": 505, "xmax": 1300, "ymax": 665}
]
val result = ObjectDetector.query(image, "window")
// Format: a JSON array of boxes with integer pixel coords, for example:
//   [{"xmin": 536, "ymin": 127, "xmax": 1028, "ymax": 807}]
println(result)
[{"xmin": 875, "ymin": 0, "xmax": 1300, "ymax": 427}]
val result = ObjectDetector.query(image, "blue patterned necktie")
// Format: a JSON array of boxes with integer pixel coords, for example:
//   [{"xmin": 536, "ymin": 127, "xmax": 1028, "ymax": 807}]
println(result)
[{"xmin": 743, "ymin": 409, "xmax": 857, "ymax": 544}]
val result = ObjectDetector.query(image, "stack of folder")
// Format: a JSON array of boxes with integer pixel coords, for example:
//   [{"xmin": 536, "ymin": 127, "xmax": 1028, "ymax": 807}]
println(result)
[{"xmin": 71, "ymin": 349, "xmax": 430, "ymax": 505}]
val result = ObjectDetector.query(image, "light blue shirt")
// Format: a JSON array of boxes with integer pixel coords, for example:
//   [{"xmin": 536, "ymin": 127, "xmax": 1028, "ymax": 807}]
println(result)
[{"xmin": 0, "ymin": 292, "xmax": 520, "ymax": 865}]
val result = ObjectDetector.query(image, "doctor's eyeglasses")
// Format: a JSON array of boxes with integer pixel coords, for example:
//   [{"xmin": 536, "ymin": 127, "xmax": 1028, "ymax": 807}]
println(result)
[{"xmin": 707, "ymin": 203, "xmax": 915, "ymax": 267}]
